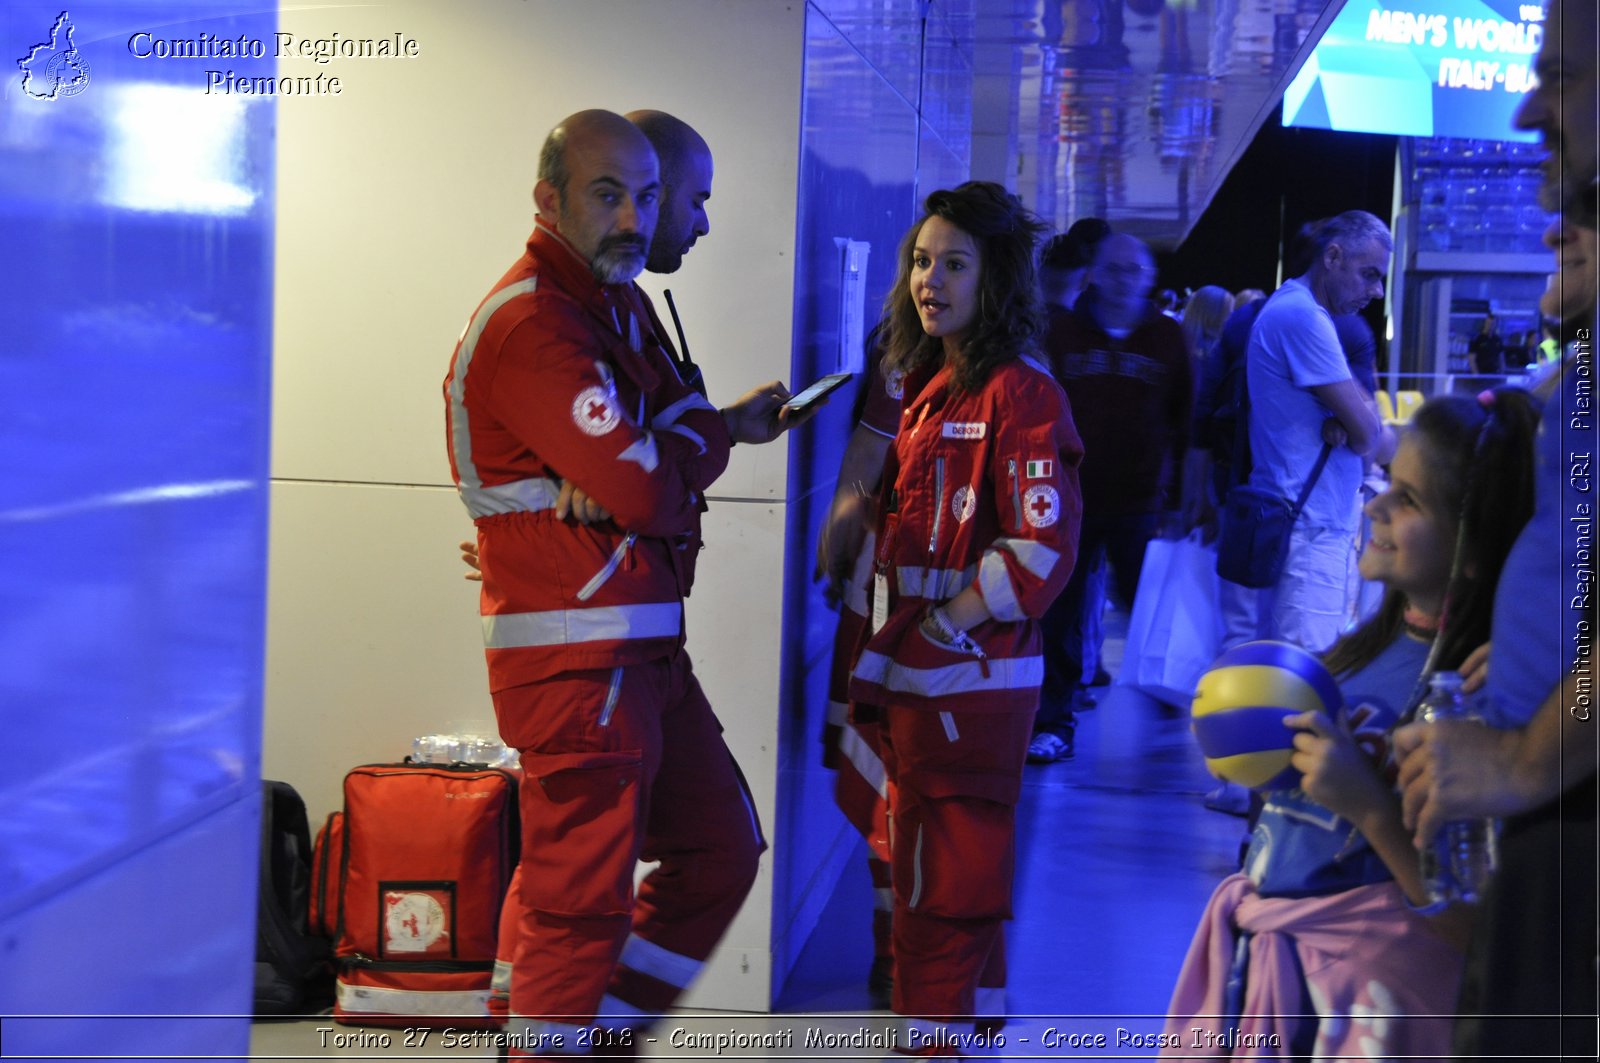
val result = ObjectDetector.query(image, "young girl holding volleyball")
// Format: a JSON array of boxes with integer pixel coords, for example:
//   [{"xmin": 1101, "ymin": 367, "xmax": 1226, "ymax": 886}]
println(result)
[{"xmin": 1163, "ymin": 387, "xmax": 1540, "ymax": 1059}]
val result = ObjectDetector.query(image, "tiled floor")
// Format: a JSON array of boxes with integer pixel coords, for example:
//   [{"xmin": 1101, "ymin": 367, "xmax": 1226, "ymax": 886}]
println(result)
[{"xmin": 252, "ymin": 625, "xmax": 1247, "ymax": 1060}]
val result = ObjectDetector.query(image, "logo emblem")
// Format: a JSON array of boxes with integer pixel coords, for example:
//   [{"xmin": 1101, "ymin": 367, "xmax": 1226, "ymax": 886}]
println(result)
[
  {"xmin": 18, "ymin": 12, "xmax": 91, "ymax": 101},
  {"xmin": 952, "ymin": 485, "xmax": 977, "ymax": 524},
  {"xmin": 1022, "ymin": 485, "xmax": 1060, "ymax": 528},
  {"xmin": 572, "ymin": 387, "xmax": 620, "ymax": 436},
  {"xmin": 884, "ymin": 369, "xmax": 905, "ymax": 401},
  {"xmin": 384, "ymin": 890, "xmax": 449, "ymax": 954}
]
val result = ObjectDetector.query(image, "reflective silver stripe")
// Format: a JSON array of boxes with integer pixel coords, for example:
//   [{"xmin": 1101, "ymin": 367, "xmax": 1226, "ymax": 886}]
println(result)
[
  {"xmin": 939, "ymin": 711, "xmax": 959, "ymax": 742},
  {"xmin": 896, "ymin": 564, "xmax": 977, "ymax": 601},
  {"xmin": 978, "ymin": 551, "xmax": 1025, "ymax": 622},
  {"xmin": 598, "ymin": 666, "xmax": 623, "ymax": 727},
  {"xmin": 616, "ymin": 431, "xmax": 660, "ymax": 473},
  {"xmin": 873, "ymin": 887, "xmax": 894, "ymax": 912},
  {"xmin": 448, "ymin": 277, "xmax": 540, "ymax": 493},
  {"xmin": 618, "ymin": 933, "xmax": 702, "ymax": 989},
  {"xmin": 929, "ymin": 457, "xmax": 946, "ymax": 554},
  {"xmin": 482, "ymin": 602, "xmax": 681, "ymax": 649},
  {"xmin": 654, "ymin": 393, "xmax": 716, "ymax": 427},
  {"xmin": 595, "ymin": 993, "xmax": 655, "ymax": 1029},
  {"xmin": 734, "ymin": 769, "xmax": 763, "ymax": 852},
  {"xmin": 659, "ymin": 422, "xmax": 707, "ymax": 455},
  {"xmin": 335, "ymin": 980, "xmax": 489, "ymax": 1017},
  {"xmin": 993, "ymin": 537, "xmax": 1061, "ymax": 579},
  {"xmin": 653, "ymin": 393, "xmax": 714, "ymax": 456},
  {"xmin": 908, "ymin": 825, "xmax": 925, "ymax": 909},
  {"xmin": 460, "ymin": 477, "xmax": 562, "ymax": 518},
  {"xmin": 1020, "ymin": 353, "xmax": 1051, "ymax": 377},
  {"xmin": 852, "ymin": 649, "xmax": 1044, "ymax": 698},
  {"xmin": 491, "ymin": 958, "xmax": 513, "ymax": 994},
  {"xmin": 981, "ymin": 539, "xmax": 1061, "ymax": 622},
  {"xmin": 839, "ymin": 722, "xmax": 888, "ymax": 799},
  {"xmin": 826, "ymin": 699, "xmax": 849, "ymax": 726},
  {"xmin": 507, "ymin": 1015, "xmax": 593, "ymax": 1055}
]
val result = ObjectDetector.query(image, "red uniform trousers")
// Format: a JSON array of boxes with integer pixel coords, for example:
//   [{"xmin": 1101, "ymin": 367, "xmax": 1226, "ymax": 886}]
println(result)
[
  {"xmin": 488, "ymin": 652, "xmax": 763, "ymax": 1058},
  {"xmin": 879, "ymin": 703, "xmax": 1032, "ymax": 1036},
  {"xmin": 829, "ymin": 542, "xmax": 1009, "ymax": 1017},
  {"xmin": 828, "ymin": 597, "xmax": 896, "ymax": 967}
]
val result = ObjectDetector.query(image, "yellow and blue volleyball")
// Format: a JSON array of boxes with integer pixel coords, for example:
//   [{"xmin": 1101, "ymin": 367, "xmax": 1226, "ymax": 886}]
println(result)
[{"xmin": 1190, "ymin": 640, "xmax": 1342, "ymax": 790}]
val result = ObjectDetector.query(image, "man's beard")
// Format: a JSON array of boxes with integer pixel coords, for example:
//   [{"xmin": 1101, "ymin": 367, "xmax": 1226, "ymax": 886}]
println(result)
[{"xmin": 591, "ymin": 235, "xmax": 648, "ymax": 285}]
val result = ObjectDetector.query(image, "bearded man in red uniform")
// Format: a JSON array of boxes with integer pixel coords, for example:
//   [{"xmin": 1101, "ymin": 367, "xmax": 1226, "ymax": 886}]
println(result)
[{"xmin": 443, "ymin": 109, "xmax": 780, "ymax": 1059}]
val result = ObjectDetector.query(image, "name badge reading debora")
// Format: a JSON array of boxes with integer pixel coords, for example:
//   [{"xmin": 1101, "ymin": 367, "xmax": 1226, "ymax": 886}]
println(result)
[{"xmin": 942, "ymin": 422, "xmax": 987, "ymax": 440}]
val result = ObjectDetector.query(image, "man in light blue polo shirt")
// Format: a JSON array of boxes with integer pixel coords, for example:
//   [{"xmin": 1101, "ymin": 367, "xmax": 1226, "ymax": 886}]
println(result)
[{"xmin": 1246, "ymin": 210, "xmax": 1397, "ymax": 651}]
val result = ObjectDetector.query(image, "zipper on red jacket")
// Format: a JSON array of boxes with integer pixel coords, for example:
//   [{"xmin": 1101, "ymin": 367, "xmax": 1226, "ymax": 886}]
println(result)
[
  {"xmin": 577, "ymin": 532, "xmax": 637, "ymax": 601},
  {"xmin": 928, "ymin": 457, "xmax": 946, "ymax": 557},
  {"xmin": 1007, "ymin": 459, "xmax": 1023, "ymax": 533}
]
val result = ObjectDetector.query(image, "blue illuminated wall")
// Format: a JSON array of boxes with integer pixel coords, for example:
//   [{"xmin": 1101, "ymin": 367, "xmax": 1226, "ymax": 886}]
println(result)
[
  {"xmin": 775, "ymin": 0, "xmax": 973, "ymax": 987},
  {"xmin": 0, "ymin": 2, "xmax": 274, "ymax": 1055}
]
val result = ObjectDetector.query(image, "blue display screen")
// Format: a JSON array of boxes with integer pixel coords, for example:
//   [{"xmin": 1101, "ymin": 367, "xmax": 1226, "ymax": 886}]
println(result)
[{"xmin": 1284, "ymin": 0, "xmax": 1542, "ymax": 141}]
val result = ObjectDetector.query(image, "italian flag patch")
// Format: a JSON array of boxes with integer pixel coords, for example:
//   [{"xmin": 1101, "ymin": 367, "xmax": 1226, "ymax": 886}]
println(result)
[{"xmin": 1025, "ymin": 459, "xmax": 1053, "ymax": 479}]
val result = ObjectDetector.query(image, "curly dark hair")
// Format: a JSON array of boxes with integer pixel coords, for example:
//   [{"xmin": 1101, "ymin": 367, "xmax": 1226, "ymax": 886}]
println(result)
[
  {"xmin": 878, "ymin": 181, "xmax": 1048, "ymax": 393},
  {"xmin": 1323, "ymin": 387, "xmax": 1542, "ymax": 681}
]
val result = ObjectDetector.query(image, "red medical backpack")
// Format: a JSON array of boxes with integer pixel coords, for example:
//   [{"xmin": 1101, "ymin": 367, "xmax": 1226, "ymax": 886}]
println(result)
[{"xmin": 325, "ymin": 762, "xmax": 519, "ymax": 1028}]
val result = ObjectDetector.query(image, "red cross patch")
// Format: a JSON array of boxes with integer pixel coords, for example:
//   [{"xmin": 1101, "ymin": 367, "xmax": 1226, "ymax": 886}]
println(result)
[
  {"xmin": 572, "ymin": 386, "xmax": 620, "ymax": 436},
  {"xmin": 1022, "ymin": 485, "xmax": 1060, "ymax": 528}
]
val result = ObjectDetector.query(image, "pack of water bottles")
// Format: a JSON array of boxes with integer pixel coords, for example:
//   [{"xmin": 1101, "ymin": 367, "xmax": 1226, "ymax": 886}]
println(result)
[
  {"xmin": 411, "ymin": 731, "xmax": 519, "ymax": 770},
  {"xmin": 1415, "ymin": 671, "xmax": 1500, "ymax": 910}
]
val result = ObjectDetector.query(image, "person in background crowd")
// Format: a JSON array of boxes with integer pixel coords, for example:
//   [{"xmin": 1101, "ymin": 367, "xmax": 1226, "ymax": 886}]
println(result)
[
  {"xmin": 1038, "ymin": 217, "xmax": 1112, "ymax": 312},
  {"xmin": 848, "ymin": 182, "xmax": 1082, "ymax": 1049},
  {"xmin": 1242, "ymin": 210, "xmax": 1396, "ymax": 655},
  {"xmin": 812, "ymin": 342, "xmax": 901, "ymax": 1008},
  {"xmin": 443, "ymin": 110, "xmax": 792, "ymax": 1058},
  {"xmin": 1165, "ymin": 387, "xmax": 1540, "ymax": 1060},
  {"xmin": 1467, "ymin": 312, "xmax": 1504, "ymax": 376},
  {"xmin": 1030, "ymin": 233, "xmax": 1192, "ymax": 763},
  {"xmin": 1193, "ymin": 220, "xmax": 1381, "ymax": 648},
  {"xmin": 1394, "ymin": 6, "xmax": 1599, "ymax": 1053},
  {"xmin": 1232, "ymin": 287, "xmax": 1266, "ymax": 311},
  {"xmin": 1179, "ymin": 286, "xmax": 1234, "ymax": 371},
  {"xmin": 1176, "ymin": 286, "xmax": 1235, "ymax": 531},
  {"xmin": 1039, "ymin": 218, "xmax": 1116, "ymax": 704}
]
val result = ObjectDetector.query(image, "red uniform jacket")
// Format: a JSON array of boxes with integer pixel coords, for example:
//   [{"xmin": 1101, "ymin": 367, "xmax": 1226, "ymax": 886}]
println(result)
[
  {"xmin": 443, "ymin": 221, "xmax": 731, "ymax": 692},
  {"xmin": 849, "ymin": 355, "xmax": 1084, "ymax": 714}
]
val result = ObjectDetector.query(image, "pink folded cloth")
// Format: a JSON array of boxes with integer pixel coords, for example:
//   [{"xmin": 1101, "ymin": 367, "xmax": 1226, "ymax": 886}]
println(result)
[{"xmin": 1162, "ymin": 873, "xmax": 1462, "ymax": 1059}]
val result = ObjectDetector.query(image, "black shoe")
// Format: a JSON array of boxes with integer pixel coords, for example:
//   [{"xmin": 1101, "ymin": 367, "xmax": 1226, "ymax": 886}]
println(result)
[
  {"xmin": 1026, "ymin": 730, "xmax": 1075, "ymax": 763},
  {"xmin": 868, "ymin": 955, "xmax": 893, "ymax": 1009},
  {"xmin": 1076, "ymin": 685, "xmax": 1098, "ymax": 710},
  {"xmin": 1091, "ymin": 667, "xmax": 1113, "ymax": 687}
]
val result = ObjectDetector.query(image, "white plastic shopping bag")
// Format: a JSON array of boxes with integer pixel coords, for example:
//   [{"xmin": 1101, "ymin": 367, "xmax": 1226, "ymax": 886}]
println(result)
[{"xmin": 1116, "ymin": 532, "xmax": 1223, "ymax": 707}]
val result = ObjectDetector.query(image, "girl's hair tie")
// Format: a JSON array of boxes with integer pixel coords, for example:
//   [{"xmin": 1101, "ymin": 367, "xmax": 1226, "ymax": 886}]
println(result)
[{"xmin": 1477, "ymin": 388, "xmax": 1495, "ymax": 408}]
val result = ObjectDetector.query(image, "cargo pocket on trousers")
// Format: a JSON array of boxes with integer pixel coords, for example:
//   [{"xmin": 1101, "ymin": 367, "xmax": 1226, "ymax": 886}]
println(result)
[
  {"xmin": 521, "ymin": 750, "xmax": 643, "ymax": 918},
  {"xmin": 895, "ymin": 769, "xmax": 1019, "ymax": 920}
]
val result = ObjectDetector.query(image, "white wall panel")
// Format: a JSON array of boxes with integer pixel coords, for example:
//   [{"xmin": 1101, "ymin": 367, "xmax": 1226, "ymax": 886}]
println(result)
[
  {"xmin": 269, "ymin": 0, "xmax": 804, "ymax": 1011},
  {"xmin": 273, "ymin": 0, "xmax": 804, "ymax": 492}
]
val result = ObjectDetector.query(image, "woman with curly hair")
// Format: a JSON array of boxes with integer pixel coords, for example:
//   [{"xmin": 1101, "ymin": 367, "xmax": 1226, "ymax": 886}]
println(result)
[{"xmin": 847, "ymin": 182, "xmax": 1084, "ymax": 1050}]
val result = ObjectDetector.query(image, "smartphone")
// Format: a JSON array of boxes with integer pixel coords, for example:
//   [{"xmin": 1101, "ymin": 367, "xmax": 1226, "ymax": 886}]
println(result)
[{"xmin": 781, "ymin": 372, "xmax": 853, "ymax": 414}]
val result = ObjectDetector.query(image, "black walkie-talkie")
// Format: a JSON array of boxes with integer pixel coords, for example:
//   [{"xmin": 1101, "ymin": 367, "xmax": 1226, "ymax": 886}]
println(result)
[{"xmin": 662, "ymin": 290, "xmax": 706, "ymax": 398}]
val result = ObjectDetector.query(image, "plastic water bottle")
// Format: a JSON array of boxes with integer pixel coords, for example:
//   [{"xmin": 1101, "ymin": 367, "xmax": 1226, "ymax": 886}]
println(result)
[{"xmin": 1416, "ymin": 671, "xmax": 1499, "ymax": 907}]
